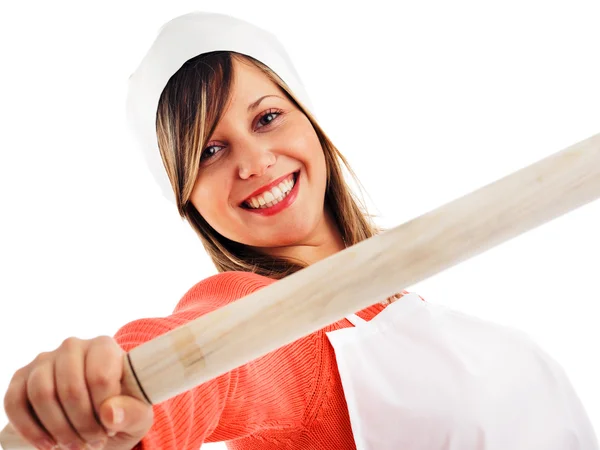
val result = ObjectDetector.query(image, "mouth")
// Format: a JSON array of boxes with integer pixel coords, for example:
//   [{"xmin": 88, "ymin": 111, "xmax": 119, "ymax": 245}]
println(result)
[{"xmin": 241, "ymin": 170, "xmax": 300, "ymax": 215}]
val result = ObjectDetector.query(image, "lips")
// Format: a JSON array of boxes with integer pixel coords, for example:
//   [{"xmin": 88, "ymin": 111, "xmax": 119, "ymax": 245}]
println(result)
[
  {"xmin": 240, "ymin": 171, "xmax": 299, "ymax": 207},
  {"xmin": 240, "ymin": 170, "xmax": 300, "ymax": 216}
]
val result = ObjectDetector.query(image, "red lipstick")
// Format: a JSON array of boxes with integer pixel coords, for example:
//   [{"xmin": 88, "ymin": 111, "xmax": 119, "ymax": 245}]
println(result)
[
  {"xmin": 244, "ymin": 171, "xmax": 297, "ymax": 202},
  {"xmin": 243, "ymin": 171, "xmax": 300, "ymax": 217}
]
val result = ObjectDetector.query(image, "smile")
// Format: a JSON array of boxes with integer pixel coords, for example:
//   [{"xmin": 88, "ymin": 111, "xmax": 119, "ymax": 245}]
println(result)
[{"xmin": 242, "ymin": 171, "xmax": 300, "ymax": 216}]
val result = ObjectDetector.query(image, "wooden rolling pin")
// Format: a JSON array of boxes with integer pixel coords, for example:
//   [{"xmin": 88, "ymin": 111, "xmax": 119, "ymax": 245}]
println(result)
[{"xmin": 2, "ymin": 132, "xmax": 599, "ymax": 449}]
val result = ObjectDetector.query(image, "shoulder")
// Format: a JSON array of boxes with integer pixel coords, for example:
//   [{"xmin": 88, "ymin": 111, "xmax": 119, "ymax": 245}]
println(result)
[
  {"xmin": 173, "ymin": 271, "xmax": 277, "ymax": 313},
  {"xmin": 114, "ymin": 271, "xmax": 276, "ymax": 352}
]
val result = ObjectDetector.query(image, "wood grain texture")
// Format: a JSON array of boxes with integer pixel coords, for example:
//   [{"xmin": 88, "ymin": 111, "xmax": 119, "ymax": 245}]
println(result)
[{"xmin": 2, "ymin": 132, "xmax": 599, "ymax": 449}]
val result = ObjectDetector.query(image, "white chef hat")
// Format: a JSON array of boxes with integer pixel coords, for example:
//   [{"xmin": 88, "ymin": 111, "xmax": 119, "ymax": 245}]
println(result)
[{"xmin": 126, "ymin": 11, "xmax": 316, "ymax": 205}]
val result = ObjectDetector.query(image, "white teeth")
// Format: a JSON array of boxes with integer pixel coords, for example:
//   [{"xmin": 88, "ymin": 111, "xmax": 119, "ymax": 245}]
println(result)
[
  {"xmin": 272, "ymin": 186, "xmax": 283, "ymax": 198},
  {"xmin": 263, "ymin": 191, "xmax": 275, "ymax": 203},
  {"xmin": 245, "ymin": 173, "xmax": 297, "ymax": 209}
]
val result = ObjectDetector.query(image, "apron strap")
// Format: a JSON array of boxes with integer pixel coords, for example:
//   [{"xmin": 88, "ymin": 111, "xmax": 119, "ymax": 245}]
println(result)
[{"xmin": 345, "ymin": 313, "xmax": 368, "ymax": 327}]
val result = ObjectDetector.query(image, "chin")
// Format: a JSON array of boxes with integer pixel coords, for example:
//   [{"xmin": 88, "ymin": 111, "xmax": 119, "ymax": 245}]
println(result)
[{"xmin": 245, "ymin": 226, "xmax": 312, "ymax": 249}]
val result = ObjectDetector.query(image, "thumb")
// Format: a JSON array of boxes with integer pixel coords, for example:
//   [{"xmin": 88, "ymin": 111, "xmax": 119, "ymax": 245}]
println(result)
[{"xmin": 98, "ymin": 395, "xmax": 154, "ymax": 437}]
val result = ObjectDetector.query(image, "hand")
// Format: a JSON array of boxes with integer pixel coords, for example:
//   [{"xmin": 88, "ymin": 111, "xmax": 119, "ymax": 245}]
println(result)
[{"xmin": 3, "ymin": 336, "xmax": 153, "ymax": 450}]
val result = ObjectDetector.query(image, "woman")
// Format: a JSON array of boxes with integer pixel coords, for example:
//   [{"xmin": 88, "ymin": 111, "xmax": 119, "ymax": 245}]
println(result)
[{"xmin": 3, "ymin": 11, "xmax": 597, "ymax": 450}]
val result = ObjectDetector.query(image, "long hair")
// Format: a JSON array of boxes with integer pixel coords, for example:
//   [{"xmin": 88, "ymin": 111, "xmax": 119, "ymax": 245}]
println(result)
[{"xmin": 156, "ymin": 51, "xmax": 379, "ymax": 279}]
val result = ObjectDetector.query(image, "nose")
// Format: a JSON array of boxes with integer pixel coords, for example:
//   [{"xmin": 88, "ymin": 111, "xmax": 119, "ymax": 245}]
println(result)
[{"xmin": 237, "ymin": 139, "xmax": 276, "ymax": 180}]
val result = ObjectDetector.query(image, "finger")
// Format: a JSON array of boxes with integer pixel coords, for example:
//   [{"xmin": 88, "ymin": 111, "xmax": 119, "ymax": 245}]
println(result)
[
  {"xmin": 98, "ymin": 395, "xmax": 154, "ymax": 437},
  {"xmin": 26, "ymin": 360, "xmax": 86, "ymax": 449},
  {"xmin": 3, "ymin": 369, "xmax": 57, "ymax": 450},
  {"xmin": 55, "ymin": 338, "xmax": 107, "ymax": 447},
  {"xmin": 86, "ymin": 336, "xmax": 124, "ymax": 422}
]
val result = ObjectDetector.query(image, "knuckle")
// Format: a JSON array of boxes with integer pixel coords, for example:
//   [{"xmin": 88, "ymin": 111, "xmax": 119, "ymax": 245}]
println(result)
[
  {"xmin": 32, "ymin": 351, "xmax": 51, "ymax": 364},
  {"xmin": 28, "ymin": 382, "xmax": 55, "ymax": 403},
  {"xmin": 3, "ymin": 372, "xmax": 26, "ymax": 413},
  {"xmin": 95, "ymin": 335, "xmax": 118, "ymax": 351},
  {"xmin": 61, "ymin": 381, "xmax": 87, "ymax": 404},
  {"xmin": 3, "ymin": 381, "xmax": 22, "ymax": 409},
  {"xmin": 3, "ymin": 391, "xmax": 18, "ymax": 415},
  {"xmin": 27, "ymin": 370, "xmax": 55, "ymax": 403},
  {"xmin": 11, "ymin": 366, "xmax": 28, "ymax": 380},
  {"xmin": 60, "ymin": 336, "xmax": 82, "ymax": 350},
  {"xmin": 87, "ymin": 371, "xmax": 112, "ymax": 389}
]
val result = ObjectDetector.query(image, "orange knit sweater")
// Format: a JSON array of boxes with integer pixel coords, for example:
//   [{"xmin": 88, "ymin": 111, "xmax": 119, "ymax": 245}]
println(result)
[{"xmin": 114, "ymin": 271, "xmax": 395, "ymax": 450}]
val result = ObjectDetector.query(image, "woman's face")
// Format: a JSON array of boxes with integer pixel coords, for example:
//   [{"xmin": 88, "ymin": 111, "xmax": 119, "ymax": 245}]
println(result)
[{"xmin": 190, "ymin": 57, "xmax": 328, "ymax": 253}]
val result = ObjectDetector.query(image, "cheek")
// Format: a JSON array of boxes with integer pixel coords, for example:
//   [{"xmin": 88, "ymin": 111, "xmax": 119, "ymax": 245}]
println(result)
[
  {"xmin": 190, "ymin": 177, "xmax": 231, "ymax": 222},
  {"xmin": 288, "ymin": 123, "xmax": 326, "ymax": 171},
  {"xmin": 302, "ymin": 132, "xmax": 327, "ymax": 184}
]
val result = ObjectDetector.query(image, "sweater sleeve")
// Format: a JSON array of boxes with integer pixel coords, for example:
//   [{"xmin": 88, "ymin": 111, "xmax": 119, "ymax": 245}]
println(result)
[{"xmin": 113, "ymin": 271, "xmax": 312, "ymax": 449}]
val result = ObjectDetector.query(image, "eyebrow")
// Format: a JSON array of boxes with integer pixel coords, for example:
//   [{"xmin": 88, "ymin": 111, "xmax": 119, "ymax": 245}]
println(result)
[{"xmin": 248, "ymin": 95, "xmax": 281, "ymax": 112}]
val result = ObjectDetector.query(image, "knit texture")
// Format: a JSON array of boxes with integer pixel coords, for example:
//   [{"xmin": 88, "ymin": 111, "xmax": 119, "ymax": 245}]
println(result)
[{"xmin": 114, "ymin": 271, "xmax": 403, "ymax": 449}]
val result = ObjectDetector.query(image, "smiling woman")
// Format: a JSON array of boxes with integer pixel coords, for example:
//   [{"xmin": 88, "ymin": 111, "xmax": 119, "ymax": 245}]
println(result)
[{"xmin": 1, "ymin": 9, "xmax": 598, "ymax": 450}]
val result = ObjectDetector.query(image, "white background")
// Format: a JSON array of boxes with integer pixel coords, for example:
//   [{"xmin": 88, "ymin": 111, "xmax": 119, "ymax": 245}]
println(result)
[{"xmin": 0, "ymin": 1, "xmax": 598, "ymax": 448}]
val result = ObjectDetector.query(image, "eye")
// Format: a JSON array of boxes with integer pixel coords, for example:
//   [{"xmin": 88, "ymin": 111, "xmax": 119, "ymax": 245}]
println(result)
[
  {"xmin": 256, "ymin": 109, "xmax": 283, "ymax": 129},
  {"xmin": 200, "ymin": 145, "xmax": 223, "ymax": 162},
  {"xmin": 200, "ymin": 109, "xmax": 284, "ymax": 163}
]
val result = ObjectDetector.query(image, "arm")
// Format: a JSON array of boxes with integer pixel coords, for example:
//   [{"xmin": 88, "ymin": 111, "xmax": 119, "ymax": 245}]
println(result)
[{"xmin": 114, "ymin": 272, "xmax": 311, "ymax": 449}]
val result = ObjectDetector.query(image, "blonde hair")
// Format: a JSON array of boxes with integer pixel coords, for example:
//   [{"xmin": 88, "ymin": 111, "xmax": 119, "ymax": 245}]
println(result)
[{"xmin": 156, "ymin": 51, "xmax": 379, "ymax": 279}]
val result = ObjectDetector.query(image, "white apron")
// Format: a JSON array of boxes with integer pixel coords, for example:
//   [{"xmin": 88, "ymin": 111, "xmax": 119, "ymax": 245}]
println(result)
[{"xmin": 325, "ymin": 292, "xmax": 599, "ymax": 450}]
